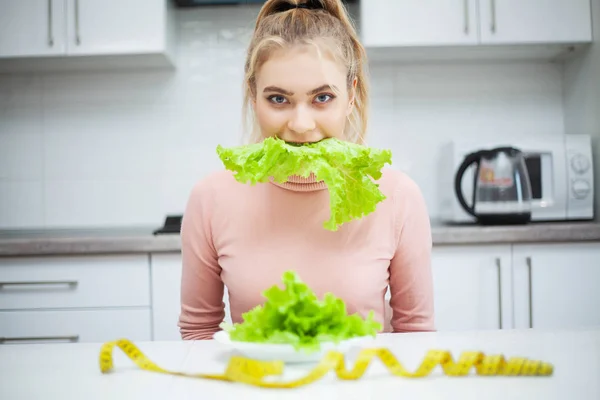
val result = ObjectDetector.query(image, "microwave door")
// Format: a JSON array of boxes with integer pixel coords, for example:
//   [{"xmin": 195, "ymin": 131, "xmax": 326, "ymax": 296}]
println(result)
[
  {"xmin": 522, "ymin": 151, "xmax": 565, "ymax": 221},
  {"xmin": 524, "ymin": 155, "xmax": 543, "ymax": 201}
]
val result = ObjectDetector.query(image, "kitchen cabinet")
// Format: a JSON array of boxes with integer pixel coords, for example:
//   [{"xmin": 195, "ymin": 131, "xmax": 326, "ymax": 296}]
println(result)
[
  {"xmin": 0, "ymin": 254, "xmax": 152, "ymax": 345},
  {"xmin": 432, "ymin": 242, "xmax": 600, "ymax": 332},
  {"xmin": 360, "ymin": 0, "xmax": 592, "ymax": 48},
  {"xmin": 359, "ymin": 0, "xmax": 479, "ymax": 47},
  {"xmin": 150, "ymin": 253, "xmax": 183, "ymax": 341},
  {"xmin": 1, "ymin": 240, "xmax": 597, "ymax": 344},
  {"xmin": 512, "ymin": 243, "xmax": 600, "ymax": 330},
  {"xmin": 431, "ymin": 245, "xmax": 513, "ymax": 331},
  {"xmin": 0, "ymin": 309, "xmax": 151, "ymax": 344},
  {"xmin": 150, "ymin": 253, "xmax": 231, "ymax": 341},
  {"xmin": 0, "ymin": 0, "xmax": 67, "ymax": 58},
  {"xmin": 0, "ymin": 254, "xmax": 150, "ymax": 310},
  {"xmin": 64, "ymin": 0, "xmax": 172, "ymax": 57},
  {"xmin": 479, "ymin": 0, "xmax": 593, "ymax": 44},
  {"xmin": 0, "ymin": 0, "xmax": 175, "ymax": 69}
]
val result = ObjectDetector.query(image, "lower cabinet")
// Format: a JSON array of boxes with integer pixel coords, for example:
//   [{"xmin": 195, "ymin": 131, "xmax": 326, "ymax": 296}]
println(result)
[
  {"xmin": 431, "ymin": 245, "xmax": 512, "ymax": 331},
  {"xmin": 1, "ymin": 241, "xmax": 597, "ymax": 345},
  {"xmin": 150, "ymin": 253, "xmax": 183, "ymax": 341},
  {"xmin": 0, "ymin": 308, "xmax": 151, "ymax": 344},
  {"xmin": 0, "ymin": 254, "xmax": 152, "ymax": 345},
  {"xmin": 512, "ymin": 243, "xmax": 600, "ymax": 330},
  {"xmin": 432, "ymin": 242, "xmax": 600, "ymax": 332}
]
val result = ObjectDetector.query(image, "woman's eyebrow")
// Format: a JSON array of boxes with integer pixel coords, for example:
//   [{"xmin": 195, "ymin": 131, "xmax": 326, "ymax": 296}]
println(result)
[
  {"xmin": 262, "ymin": 84, "xmax": 338, "ymax": 96},
  {"xmin": 263, "ymin": 86, "xmax": 293, "ymax": 95},
  {"xmin": 307, "ymin": 84, "xmax": 337, "ymax": 95}
]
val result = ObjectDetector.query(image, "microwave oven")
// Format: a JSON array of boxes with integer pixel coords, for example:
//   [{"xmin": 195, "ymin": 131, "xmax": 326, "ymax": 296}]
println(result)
[{"xmin": 438, "ymin": 134, "xmax": 594, "ymax": 223}]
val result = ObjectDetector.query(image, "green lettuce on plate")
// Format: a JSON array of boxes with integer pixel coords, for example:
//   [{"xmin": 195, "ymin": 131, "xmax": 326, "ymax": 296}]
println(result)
[
  {"xmin": 219, "ymin": 270, "xmax": 382, "ymax": 353},
  {"xmin": 216, "ymin": 137, "xmax": 392, "ymax": 231}
]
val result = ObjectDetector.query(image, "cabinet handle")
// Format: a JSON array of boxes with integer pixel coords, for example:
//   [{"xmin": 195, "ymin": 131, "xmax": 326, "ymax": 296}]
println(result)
[
  {"xmin": 496, "ymin": 257, "xmax": 502, "ymax": 329},
  {"xmin": 463, "ymin": 0, "xmax": 469, "ymax": 34},
  {"xmin": 75, "ymin": 0, "xmax": 81, "ymax": 45},
  {"xmin": 0, "ymin": 280, "xmax": 78, "ymax": 289},
  {"xmin": 47, "ymin": 0, "xmax": 54, "ymax": 46},
  {"xmin": 526, "ymin": 257, "xmax": 533, "ymax": 328},
  {"xmin": 0, "ymin": 335, "xmax": 79, "ymax": 344},
  {"xmin": 490, "ymin": 0, "xmax": 496, "ymax": 33}
]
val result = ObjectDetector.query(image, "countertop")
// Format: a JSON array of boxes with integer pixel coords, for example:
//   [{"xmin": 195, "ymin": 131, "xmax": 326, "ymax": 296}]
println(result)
[
  {"xmin": 0, "ymin": 221, "xmax": 600, "ymax": 256},
  {"xmin": 0, "ymin": 329, "xmax": 598, "ymax": 399}
]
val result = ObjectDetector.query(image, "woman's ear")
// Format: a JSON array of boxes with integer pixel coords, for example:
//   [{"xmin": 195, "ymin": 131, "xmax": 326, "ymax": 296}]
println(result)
[
  {"xmin": 347, "ymin": 77, "xmax": 358, "ymax": 115},
  {"xmin": 249, "ymin": 84, "xmax": 258, "ymax": 109}
]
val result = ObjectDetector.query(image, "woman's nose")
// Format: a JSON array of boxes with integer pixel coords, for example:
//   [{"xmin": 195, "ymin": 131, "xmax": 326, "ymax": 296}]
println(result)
[{"xmin": 287, "ymin": 105, "xmax": 316, "ymax": 135}]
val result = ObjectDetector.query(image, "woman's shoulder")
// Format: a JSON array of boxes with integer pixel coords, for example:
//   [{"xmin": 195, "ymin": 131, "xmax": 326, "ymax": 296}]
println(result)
[
  {"xmin": 186, "ymin": 169, "xmax": 243, "ymax": 203},
  {"xmin": 376, "ymin": 168, "xmax": 430, "ymax": 231},
  {"xmin": 192, "ymin": 169, "xmax": 238, "ymax": 189},
  {"xmin": 377, "ymin": 167, "xmax": 424, "ymax": 200}
]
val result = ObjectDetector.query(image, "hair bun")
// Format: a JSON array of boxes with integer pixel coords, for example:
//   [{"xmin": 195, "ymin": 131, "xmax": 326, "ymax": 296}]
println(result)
[{"xmin": 272, "ymin": 0, "xmax": 324, "ymax": 14}]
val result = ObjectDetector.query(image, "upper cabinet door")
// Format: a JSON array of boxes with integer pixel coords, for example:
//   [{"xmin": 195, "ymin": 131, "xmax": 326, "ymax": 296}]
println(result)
[
  {"xmin": 65, "ymin": 0, "xmax": 167, "ymax": 56},
  {"xmin": 0, "ymin": 0, "xmax": 67, "ymax": 58},
  {"xmin": 360, "ymin": 0, "xmax": 479, "ymax": 47},
  {"xmin": 479, "ymin": 0, "xmax": 593, "ymax": 44}
]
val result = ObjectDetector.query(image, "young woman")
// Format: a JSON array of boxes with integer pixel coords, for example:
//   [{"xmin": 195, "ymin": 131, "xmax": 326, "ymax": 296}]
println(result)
[{"xmin": 178, "ymin": 0, "xmax": 435, "ymax": 340}]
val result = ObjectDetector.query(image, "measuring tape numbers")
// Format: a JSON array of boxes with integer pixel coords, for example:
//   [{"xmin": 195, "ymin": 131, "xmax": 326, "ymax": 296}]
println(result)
[{"xmin": 99, "ymin": 338, "xmax": 554, "ymax": 389}]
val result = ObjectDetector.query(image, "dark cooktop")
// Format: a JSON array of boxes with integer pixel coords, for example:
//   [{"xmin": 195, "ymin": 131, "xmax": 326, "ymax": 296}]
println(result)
[{"xmin": 153, "ymin": 215, "xmax": 183, "ymax": 235}]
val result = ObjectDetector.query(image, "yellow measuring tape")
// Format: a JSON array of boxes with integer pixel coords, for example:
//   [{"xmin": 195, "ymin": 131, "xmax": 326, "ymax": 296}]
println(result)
[{"xmin": 99, "ymin": 338, "xmax": 553, "ymax": 388}]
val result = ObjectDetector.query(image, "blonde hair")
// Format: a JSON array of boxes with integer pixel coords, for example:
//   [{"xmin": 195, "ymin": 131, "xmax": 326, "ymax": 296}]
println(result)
[{"xmin": 242, "ymin": 0, "xmax": 370, "ymax": 145}]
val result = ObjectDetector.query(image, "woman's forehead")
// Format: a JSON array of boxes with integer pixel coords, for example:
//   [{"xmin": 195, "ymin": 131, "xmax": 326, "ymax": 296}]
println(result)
[{"xmin": 256, "ymin": 45, "xmax": 347, "ymax": 92}]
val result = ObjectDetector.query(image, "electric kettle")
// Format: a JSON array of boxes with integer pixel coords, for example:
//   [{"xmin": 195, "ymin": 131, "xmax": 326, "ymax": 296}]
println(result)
[{"xmin": 454, "ymin": 146, "xmax": 533, "ymax": 225}]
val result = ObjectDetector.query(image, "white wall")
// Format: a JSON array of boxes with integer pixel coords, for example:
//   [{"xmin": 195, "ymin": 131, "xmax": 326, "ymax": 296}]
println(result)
[
  {"xmin": 0, "ymin": 6, "xmax": 568, "ymax": 230},
  {"xmin": 564, "ymin": 0, "xmax": 600, "ymax": 219}
]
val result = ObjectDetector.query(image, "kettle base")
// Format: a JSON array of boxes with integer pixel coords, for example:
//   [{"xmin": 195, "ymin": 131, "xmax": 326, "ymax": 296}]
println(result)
[{"xmin": 477, "ymin": 212, "xmax": 532, "ymax": 226}]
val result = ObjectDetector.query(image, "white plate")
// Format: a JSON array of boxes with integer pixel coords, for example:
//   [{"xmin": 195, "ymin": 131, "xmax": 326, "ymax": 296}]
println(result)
[{"xmin": 213, "ymin": 331, "xmax": 372, "ymax": 363}]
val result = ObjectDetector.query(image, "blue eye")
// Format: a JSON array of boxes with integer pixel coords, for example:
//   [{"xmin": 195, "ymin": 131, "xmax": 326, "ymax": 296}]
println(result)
[
  {"xmin": 268, "ymin": 95, "xmax": 288, "ymax": 104},
  {"xmin": 315, "ymin": 94, "xmax": 334, "ymax": 103}
]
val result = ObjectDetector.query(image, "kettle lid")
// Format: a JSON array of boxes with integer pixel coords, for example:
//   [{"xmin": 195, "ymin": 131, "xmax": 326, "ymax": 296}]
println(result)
[{"xmin": 478, "ymin": 146, "xmax": 523, "ymax": 157}]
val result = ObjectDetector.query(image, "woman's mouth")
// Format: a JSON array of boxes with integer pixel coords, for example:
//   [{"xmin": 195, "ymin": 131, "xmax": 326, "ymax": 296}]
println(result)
[{"xmin": 283, "ymin": 138, "xmax": 328, "ymax": 146}]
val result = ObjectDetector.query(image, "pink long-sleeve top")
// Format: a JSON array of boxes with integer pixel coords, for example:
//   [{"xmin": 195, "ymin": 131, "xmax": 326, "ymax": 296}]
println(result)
[{"xmin": 178, "ymin": 167, "xmax": 435, "ymax": 340}]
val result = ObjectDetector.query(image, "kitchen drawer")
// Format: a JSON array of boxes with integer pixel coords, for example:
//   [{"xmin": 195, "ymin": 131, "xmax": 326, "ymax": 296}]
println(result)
[
  {"xmin": 0, "ymin": 308, "xmax": 151, "ymax": 344},
  {"xmin": 0, "ymin": 255, "xmax": 150, "ymax": 310}
]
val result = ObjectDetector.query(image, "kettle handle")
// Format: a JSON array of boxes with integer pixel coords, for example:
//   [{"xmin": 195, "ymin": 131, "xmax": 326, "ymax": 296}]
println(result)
[{"xmin": 454, "ymin": 151, "xmax": 481, "ymax": 218}]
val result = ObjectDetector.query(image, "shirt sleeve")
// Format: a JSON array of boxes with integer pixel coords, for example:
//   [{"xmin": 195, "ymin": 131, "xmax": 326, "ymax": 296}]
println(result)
[
  {"xmin": 178, "ymin": 178, "xmax": 225, "ymax": 340},
  {"xmin": 388, "ymin": 174, "xmax": 436, "ymax": 333}
]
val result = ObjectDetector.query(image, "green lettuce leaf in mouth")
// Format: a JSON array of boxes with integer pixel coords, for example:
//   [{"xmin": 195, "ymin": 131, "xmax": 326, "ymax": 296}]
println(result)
[
  {"xmin": 215, "ymin": 136, "xmax": 392, "ymax": 231},
  {"xmin": 219, "ymin": 270, "xmax": 382, "ymax": 353}
]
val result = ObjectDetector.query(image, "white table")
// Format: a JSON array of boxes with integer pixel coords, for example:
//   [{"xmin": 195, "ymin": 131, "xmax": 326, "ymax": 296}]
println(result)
[{"xmin": 1, "ymin": 328, "xmax": 598, "ymax": 399}]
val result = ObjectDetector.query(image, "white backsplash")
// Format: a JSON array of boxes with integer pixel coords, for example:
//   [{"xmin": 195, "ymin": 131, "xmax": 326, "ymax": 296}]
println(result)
[{"xmin": 0, "ymin": 6, "xmax": 567, "ymax": 229}]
